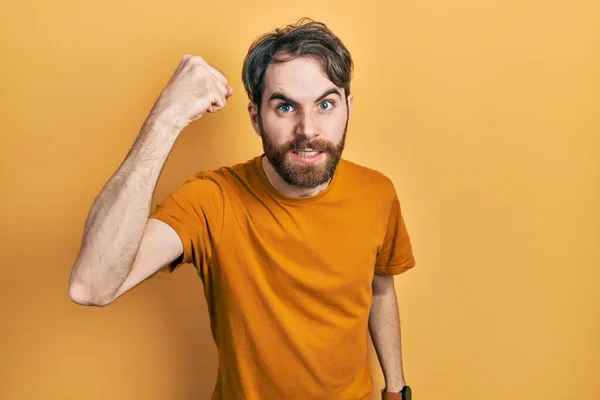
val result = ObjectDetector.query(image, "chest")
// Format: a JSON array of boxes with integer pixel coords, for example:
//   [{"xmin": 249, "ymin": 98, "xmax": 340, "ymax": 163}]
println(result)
[{"xmin": 216, "ymin": 199, "xmax": 387, "ymax": 302}]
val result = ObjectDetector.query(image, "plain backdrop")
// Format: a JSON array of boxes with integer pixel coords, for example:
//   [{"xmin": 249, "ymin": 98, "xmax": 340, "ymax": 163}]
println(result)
[{"xmin": 1, "ymin": 0, "xmax": 598, "ymax": 399}]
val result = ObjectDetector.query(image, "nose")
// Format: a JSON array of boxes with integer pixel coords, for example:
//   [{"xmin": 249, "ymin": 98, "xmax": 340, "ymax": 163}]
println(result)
[{"xmin": 295, "ymin": 110, "xmax": 319, "ymax": 139}]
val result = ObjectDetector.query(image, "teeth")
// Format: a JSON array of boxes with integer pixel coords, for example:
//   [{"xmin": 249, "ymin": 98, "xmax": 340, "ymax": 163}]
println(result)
[{"xmin": 295, "ymin": 151, "xmax": 319, "ymax": 157}]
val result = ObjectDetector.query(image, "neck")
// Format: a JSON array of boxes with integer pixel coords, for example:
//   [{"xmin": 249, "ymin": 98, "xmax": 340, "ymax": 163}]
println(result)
[{"xmin": 261, "ymin": 155, "xmax": 332, "ymax": 198}]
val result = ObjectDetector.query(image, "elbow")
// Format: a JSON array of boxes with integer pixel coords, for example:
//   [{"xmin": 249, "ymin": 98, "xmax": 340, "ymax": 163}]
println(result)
[{"xmin": 69, "ymin": 282, "xmax": 112, "ymax": 307}]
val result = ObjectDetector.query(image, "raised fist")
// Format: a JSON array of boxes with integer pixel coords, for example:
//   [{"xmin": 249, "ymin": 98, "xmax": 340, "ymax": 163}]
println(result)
[{"xmin": 153, "ymin": 54, "xmax": 234, "ymax": 129}]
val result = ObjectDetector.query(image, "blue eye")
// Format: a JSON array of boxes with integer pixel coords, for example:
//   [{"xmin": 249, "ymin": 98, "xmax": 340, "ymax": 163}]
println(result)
[
  {"xmin": 319, "ymin": 101, "xmax": 333, "ymax": 110},
  {"xmin": 278, "ymin": 104, "xmax": 294, "ymax": 113}
]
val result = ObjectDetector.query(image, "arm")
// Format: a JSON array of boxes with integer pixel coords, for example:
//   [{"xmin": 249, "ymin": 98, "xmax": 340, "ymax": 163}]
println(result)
[
  {"xmin": 68, "ymin": 55, "xmax": 233, "ymax": 306},
  {"xmin": 369, "ymin": 274, "xmax": 406, "ymax": 392},
  {"xmin": 68, "ymin": 117, "xmax": 180, "ymax": 306}
]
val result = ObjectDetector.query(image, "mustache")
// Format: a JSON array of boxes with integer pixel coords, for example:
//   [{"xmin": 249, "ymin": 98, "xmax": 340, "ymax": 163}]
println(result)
[{"xmin": 286, "ymin": 139, "xmax": 336, "ymax": 152}]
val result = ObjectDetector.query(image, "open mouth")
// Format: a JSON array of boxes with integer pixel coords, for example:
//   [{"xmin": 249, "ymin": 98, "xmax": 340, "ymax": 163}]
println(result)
[
  {"xmin": 291, "ymin": 150, "xmax": 322, "ymax": 157},
  {"xmin": 289, "ymin": 149, "xmax": 325, "ymax": 162}
]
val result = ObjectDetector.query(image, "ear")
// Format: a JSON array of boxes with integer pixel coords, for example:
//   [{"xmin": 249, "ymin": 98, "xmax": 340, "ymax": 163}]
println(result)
[
  {"xmin": 248, "ymin": 102, "xmax": 261, "ymax": 137},
  {"xmin": 346, "ymin": 93, "xmax": 354, "ymax": 118}
]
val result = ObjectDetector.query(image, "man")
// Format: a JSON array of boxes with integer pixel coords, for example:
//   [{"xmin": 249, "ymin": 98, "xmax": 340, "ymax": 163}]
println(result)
[{"xmin": 69, "ymin": 18, "xmax": 415, "ymax": 400}]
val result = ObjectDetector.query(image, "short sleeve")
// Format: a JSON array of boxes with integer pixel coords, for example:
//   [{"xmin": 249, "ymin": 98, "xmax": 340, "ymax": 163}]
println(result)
[
  {"xmin": 374, "ymin": 190, "xmax": 416, "ymax": 275},
  {"xmin": 149, "ymin": 173, "xmax": 223, "ymax": 273}
]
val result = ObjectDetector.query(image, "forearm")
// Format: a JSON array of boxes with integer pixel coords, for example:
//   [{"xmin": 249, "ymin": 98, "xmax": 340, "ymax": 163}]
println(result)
[
  {"xmin": 69, "ymin": 113, "xmax": 180, "ymax": 305},
  {"xmin": 369, "ymin": 286, "xmax": 406, "ymax": 391}
]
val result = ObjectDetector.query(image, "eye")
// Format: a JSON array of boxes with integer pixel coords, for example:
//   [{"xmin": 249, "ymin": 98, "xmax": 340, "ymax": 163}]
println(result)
[
  {"xmin": 278, "ymin": 104, "xmax": 294, "ymax": 113},
  {"xmin": 319, "ymin": 100, "xmax": 334, "ymax": 111}
]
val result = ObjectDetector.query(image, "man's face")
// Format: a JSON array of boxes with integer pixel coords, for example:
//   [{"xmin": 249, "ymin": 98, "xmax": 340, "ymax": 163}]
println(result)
[{"xmin": 248, "ymin": 57, "xmax": 353, "ymax": 189}]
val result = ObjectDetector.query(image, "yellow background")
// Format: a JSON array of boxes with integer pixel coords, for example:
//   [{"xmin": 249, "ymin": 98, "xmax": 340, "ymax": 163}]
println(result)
[{"xmin": 1, "ymin": 0, "xmax": 598, "ymax": 399}]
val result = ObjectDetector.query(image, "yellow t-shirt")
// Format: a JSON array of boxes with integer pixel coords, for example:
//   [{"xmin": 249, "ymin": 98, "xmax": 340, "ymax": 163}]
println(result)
[{"xmin": 150, "ymin": 155, "xmax": 415, "ymax": 400}]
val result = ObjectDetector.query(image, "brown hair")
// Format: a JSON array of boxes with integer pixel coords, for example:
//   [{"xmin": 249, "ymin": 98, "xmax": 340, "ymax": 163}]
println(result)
[{"xmin": 242, "ymin": 18, "xmax": 354, "ymax": 110}]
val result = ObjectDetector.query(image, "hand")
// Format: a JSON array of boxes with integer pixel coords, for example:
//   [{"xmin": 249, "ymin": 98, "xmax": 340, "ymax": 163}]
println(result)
[{"xmin": 152, "ymin": 54, "xmax": 234, "ymax": 130}]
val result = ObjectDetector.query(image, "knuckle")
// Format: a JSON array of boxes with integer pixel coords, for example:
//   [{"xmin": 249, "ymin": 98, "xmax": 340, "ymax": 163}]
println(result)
[{"xmin": 189, "ymin": 55, "xmax": 205, "ymax": 65}]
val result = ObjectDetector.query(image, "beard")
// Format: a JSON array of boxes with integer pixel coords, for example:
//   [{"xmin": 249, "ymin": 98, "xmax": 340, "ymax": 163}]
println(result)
[{"xmin": 258, "ymin": 116, "xmax": 348, "ymax": 189}]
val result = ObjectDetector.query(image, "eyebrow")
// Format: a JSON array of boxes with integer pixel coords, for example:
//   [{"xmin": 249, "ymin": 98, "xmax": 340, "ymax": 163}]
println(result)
[{"xmin": 268, "ymin": 88, "xmax": 342, "ymax": 106}]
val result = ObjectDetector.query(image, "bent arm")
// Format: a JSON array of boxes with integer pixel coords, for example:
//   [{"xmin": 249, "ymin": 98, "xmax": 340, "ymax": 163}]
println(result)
[
  {"xmin": 369, "ymin": 274, "xmax": 407, "ymax": 392},
  {"xmin": 68, "ymin": 54, "xmax": 233, "ymax": 307},
  {"xmin": 69, "ymin": 115, "xmax": 181, "ymax": 306}
]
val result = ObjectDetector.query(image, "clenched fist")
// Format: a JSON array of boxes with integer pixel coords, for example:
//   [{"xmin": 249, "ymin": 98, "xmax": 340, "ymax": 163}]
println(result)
[{"xmin": 152, "ymin": 54, "xmax": 234, "ymax": 130}]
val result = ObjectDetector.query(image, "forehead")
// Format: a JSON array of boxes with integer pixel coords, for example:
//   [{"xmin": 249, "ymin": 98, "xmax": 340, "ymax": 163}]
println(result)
[{"xmin": 263, "ymin": 57, "xmax": 339, "ymax": 101}]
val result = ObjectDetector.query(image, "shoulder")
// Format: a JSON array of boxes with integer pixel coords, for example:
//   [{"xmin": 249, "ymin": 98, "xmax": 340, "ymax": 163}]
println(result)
[
  {"xmin": 195, "ymin": 156, "xmax": 257, "ymax": 186},
  {"xmin": 338, "ymin": 159, "xmax": 397, "ymax": 197},
  {"xmin": 183, "ymin": 156, "xmax": 259, "ymax": 194}
]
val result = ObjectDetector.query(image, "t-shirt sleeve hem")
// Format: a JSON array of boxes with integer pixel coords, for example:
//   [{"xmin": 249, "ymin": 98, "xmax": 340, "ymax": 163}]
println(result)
[{"xmin": 374, "ymin": 259, "xmax": 416, "ymax": 276}]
